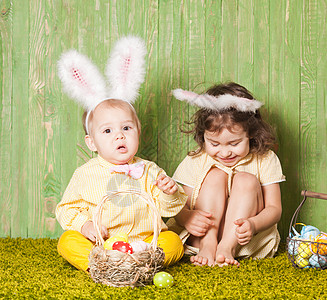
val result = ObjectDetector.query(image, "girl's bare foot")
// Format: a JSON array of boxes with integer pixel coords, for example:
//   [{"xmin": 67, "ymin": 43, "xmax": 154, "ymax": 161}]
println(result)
[
  {"xmin": 215, "ymin": 245, "xmax": 239, "ymax": 267},
  {"xmin": 190, "ymin": 243, "xmax": 217, "ymax": 266}
]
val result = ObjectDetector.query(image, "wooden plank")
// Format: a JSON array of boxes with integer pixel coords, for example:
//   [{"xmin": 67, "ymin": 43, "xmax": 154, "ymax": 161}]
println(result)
[
  {"xmin": 205, "ymin": 0, "xmax": 222, "ymax": 86},
  {"xmin": 253, "ymin": 0, "xmax": 269, "ymax": 111},
  {"xmin": 299, "ymin": 0, "xmax": 318, "ymax": 226},
  {"xmin": 278, "ymin": 0, "xmax": 302, "ymax": 238},
  {"xmin": 221, "ymin": 0, "xmax": 238, "ymax": 81},
  {"xmin": 138, "ymin": 0, "xmax": 159, "ymax": 164},
  {"xmin": 43, "ymin": 0, "xmax": 66, "ymax": 238},
  {"xmin": 11, "ymin": 0, "xmax": 30, "ymax": 237},
  {"xmin": 157, "ymin": 0, "xmax": 173, "ymax": 174},
  {"xmin": 238, "ymin": 0, "xmax": 254, "ymax": 91},
  {"xmin": 0, "ymin": 0, "xmax": 13, "ymax": 237},
  {"xmin": 186, "ymin": 0, "xmax": 205, "ymax": 154},
  {"xmin": 268, "ymin": 0, "xmax": 303, "ymax": 238},
  {"xmin": 169, "ymin": 0, "xmax": 192, "ymax": 175},
  {"xmin": 47, "ymin": 0, "xmax": 80, "ymax": 237},
  {"xmin": 27, "ymin": 0, "xmax": 45, "ymax": 237},
  {"xmin": 315, "ymin": 0, "xmax": 327, "ymax": 231}
]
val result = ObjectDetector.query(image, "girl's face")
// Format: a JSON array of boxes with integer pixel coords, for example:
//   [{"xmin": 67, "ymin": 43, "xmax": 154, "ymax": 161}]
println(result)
[
  {"xmin": 85, "ymin": 105, "xmax": 139, "ymax": 165},
  {"xmin": 204, "ymin": 125, "xmax": 250, "ymax": 167}
]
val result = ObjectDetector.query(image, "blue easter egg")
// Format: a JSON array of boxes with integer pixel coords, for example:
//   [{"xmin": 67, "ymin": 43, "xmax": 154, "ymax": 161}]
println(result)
[
  {"xmin": 309, "ymin": 254, "xmax": 327, "ymax": 268},
  {"xmin": 288, "ymin": 237, "xmax": 301, "ymax": 255},
  {"xmin": 300, "ymin": 225, "xmax": 320, "ymax": 236}
]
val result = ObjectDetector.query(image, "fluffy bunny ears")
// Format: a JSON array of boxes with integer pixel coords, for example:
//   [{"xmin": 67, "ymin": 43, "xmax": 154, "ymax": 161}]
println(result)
[
  {"xmin": 57, "ymin": 36, "xmax": 146, "ymax": 133},
  {"xmin": 172, "ymin": 89, "xmax": 262, "ymax": 113}
]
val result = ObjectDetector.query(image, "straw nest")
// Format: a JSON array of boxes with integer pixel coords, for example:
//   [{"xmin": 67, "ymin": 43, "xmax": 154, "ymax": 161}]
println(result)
[{"xmin": 88, "ymin": 189, "xmax": 165, "ymax": 287}]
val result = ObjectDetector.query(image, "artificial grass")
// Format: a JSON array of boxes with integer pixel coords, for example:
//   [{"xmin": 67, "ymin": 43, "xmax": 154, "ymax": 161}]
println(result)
[{"xmin": 0, "ymin": 238, "xmax": 326, "ymax": 299}]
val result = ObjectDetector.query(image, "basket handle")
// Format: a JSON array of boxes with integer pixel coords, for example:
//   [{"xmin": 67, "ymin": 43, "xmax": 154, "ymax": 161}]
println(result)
[
  {"xmin": 288, "ymin": 190, "xmax": 327, "ymax": 236},
  {"xmin": 92, "ymin": 189, "xmax": 162, "ymax": 251},
  {"xmin": 300, "ymin": 190, "xmax": 327, "ymax": 200}
]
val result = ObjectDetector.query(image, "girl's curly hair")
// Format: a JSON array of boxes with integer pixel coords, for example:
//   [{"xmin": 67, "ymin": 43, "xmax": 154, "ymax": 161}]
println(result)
[{"xmin": 183, "ymin": 82, "xmax": 276, "ymax": 156}]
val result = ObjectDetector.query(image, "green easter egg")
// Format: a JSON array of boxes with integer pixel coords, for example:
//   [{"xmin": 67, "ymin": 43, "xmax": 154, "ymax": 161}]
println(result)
[{"xmin": 153, "ymin": 272, "xmax": 174, "ymax": 288}]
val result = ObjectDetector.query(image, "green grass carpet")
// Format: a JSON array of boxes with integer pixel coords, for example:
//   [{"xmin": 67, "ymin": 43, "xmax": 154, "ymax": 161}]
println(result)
[{"xmin": 1, "ymin": 238, "xmax": 326, "ymax": 299}]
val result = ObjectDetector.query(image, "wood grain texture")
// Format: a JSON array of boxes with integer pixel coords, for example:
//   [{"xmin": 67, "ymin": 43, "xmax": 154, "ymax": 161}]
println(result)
[
  {"xmin": 0, "ymin": 0, "xmax": 13, "ymax": 237},
  {"xmin": 298, "ymin": 0, "xmax": 318, "ymax": 226},
  {"xmin": 0, "ymin": 0, "xmax": 326, "ymax": 238},
  {"xmin": 28, "ymin": 0, "xmax": 45, "ymax": 237},
  {"xmin": 11, "ymin": 0, "xmax": 29, "ymax": 237}
]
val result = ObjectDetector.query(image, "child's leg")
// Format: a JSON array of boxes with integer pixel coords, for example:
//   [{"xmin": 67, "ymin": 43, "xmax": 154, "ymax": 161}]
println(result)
[
  {"xmin": 144, "ymin": 230, "xmax": 184, "ymax": 266},
  {"xmin": 187, "ymin": 167, "xmax": 228, "ymax": 266},
  {"xmin": 57, "ymin": 230, "xmax": 93, "ymax": 272},
  {"xmin": 216, "ymin": 172, "xmax": 263, "ymax": 266}
]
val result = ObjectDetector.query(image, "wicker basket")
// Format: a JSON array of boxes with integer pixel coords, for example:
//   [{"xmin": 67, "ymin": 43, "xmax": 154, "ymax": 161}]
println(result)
[
  {"xmin": 286, "ymin": 190, "xmax": 327, "ymax": 269},
  {"xmin": 88, "ymin": 189, "xmax": 165, "ymax": 287}
]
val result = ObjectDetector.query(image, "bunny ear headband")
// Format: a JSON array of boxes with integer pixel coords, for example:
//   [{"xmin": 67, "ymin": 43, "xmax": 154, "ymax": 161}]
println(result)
[
  {"xmin": 57, "ymin": 35, "xmax": 146, "ymax": 134},
  {"xmin": 172, "ymin": 89, "xmax": 262, "ymax": 113}
]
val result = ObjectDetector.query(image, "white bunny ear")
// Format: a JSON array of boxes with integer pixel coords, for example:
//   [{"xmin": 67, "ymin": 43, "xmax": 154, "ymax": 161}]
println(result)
[
  {"xmin": 172, "ymin": 89, "xmax": 262, "ymax": 112},
  {"xmin": 105, "ymin": 36, "xmax": 146, "ymax": 104},
  {"xmin": 57, "ymin": 50, "xmax": 107, "ymax": 111}
]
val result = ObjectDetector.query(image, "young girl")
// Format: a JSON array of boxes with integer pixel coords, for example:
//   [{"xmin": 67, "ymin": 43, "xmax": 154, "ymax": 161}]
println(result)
[
  {"xmin": 168, "ymin": 82, "xmax": 285, "ymax": 267},
  {"xmin": 55, "ymin": 36, "xmax": 187, "ymax": 272}
]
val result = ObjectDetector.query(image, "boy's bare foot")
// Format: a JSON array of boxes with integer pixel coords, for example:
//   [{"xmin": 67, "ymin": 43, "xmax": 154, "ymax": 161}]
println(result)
[{"xmin": 215, "ymin": 245, "xmax": 239, "ymax": 267}]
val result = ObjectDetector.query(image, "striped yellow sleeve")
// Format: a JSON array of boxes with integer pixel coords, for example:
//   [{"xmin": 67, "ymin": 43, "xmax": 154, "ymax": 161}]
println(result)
[
  {"xmin": 55, "ymin": 168, "xmax": 91, "ymax": 232},
  {"xmin": 145, "ymin": 161, "xmax": 187, "ymax": 217}
]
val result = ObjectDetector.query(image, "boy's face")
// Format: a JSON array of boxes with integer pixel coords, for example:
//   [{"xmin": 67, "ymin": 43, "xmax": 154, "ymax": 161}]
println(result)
[
  {"xmin": 204, "ymin": 125, "xmax": 250, "ymax": 167},
  {"xmin": 85, "ymin": 105, "xmax": 139, "ymax": 165}
]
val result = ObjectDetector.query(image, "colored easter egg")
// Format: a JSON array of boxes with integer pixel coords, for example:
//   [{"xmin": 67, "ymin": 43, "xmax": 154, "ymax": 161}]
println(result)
[
  {"xmin": 312, "ymin": 234, "xmax": 327, "ymax": 255},
  {"xmin": 300, "ymin": 225, "xmax": 320, "ymax": 236},
  {"xmin": 112, "ymin": 241, "xmax": 133, "ymax": 254},
  {"xmin": 297, "ymin": 242, "xmax": 313, "ymax": 259},
  {"xmin": 103, "ymin": 233, "xmax": 129, "ymax": 250},
  {"xmin": 295, "ymin": 256, "xmax": 309, "ymax": 268},
  {"xmin": 288, "ymin": 237, "xmax": 301, "ymax": 255},
  {"xmin": 300, "ymin": 225, "xmax": 320, "ymax": 241},
  {"xmin": 153, "ymin": 272, "xmax": 174, "ymax": 288},
  {"xmin": 130, "ymin": 241, "xmax": 150, "ymax": 252},
  {"xmin": 309, "ymin": 254, "xmax": 327, "ymax": 268}
]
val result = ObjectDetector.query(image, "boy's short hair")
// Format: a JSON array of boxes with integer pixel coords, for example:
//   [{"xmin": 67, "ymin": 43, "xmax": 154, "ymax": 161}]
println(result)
[{"xmin": 82, "ymin": 99, "xmax": 141, "ymax": 135}]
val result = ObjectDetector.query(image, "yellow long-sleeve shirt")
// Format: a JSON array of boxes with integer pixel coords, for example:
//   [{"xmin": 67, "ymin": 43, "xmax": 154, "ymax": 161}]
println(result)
[{"xmin": 56, "ymin": 155, "xmax": 187, "ymax": 242}]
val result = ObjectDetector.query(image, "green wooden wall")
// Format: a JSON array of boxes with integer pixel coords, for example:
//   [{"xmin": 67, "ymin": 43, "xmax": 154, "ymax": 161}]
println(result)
[{"xmin": 0, "ymin": 0, "xmax": 326, "ymax": 239}]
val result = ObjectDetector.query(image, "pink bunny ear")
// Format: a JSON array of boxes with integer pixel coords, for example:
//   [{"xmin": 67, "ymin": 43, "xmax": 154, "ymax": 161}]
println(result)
[
  {"xmin": 105, "ymin": 36, "xmax": 146, "ymax": 104},
  {"xmin": 57, "ymin": 50, "xmax": 107, "ymax": 111},
  {"xmin": 172, "ymin": 88, "xmax": 262, "ymax": 112}
]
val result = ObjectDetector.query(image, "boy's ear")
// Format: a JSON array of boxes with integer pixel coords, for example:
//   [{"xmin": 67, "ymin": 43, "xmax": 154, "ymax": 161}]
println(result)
[{"xmin": 85, "ymin": 135, "xmax": 97, "ymax": 152}]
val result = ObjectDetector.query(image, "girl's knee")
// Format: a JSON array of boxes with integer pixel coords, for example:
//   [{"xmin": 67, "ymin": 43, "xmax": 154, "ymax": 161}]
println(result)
[
  {"xmin": 203, "ymin": 167, "xmax": 227, "ymax": 187},
  {"xmin": 233, "ymin": 172, "xmax": 260, "ymax": 191}
]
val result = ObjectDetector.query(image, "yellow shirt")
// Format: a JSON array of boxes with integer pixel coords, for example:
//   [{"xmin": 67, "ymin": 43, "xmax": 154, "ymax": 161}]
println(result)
[
  {"xmin": 173, "ymin": 150, "xmax": 285, "ymax": 208},
  {"xmin": 56, "ymin": 155, "xmax": 187, "ymax": 242},
  {"xmin": 167, "ymin": 150, "xmax": 285, "ymax": 258}
]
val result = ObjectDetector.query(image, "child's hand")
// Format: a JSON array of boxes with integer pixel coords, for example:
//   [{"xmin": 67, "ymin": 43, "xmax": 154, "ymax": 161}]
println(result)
[
  {"xmin": 153, "ymin": 174, "xmax": 178, "ymax": 195},
  {"xmin": 234, "ymin": 218, "xmax": 255, "ymax": 245},
  {"xmin": 81, "ymin": 220, "xmax": 108, "ymax": 242},
  {"xmin": 184, "ymin": 209, "xmax": 214, "ymax": 237}
]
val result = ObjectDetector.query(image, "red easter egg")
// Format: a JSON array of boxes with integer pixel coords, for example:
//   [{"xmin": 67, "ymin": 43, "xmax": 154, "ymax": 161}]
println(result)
[{"xmin": 112, "ymin": 241, "xmax": 133, "ymax": 254}]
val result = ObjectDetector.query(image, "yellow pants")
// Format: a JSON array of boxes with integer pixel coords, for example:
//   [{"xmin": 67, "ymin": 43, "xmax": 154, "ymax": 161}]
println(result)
[{"xmin": 57, "ymin": 230, "xmax": 184, "ymax": 272}]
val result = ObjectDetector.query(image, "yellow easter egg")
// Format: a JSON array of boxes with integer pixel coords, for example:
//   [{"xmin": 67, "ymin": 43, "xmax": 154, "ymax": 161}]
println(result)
[
  {"xmin": 297, "ymin": 242, "xmax": 313, "ymax": 259},
  {"xmin": 295, "ymin": 256, "xmax": 309, "ymax": 268},
  {"xmin": 103, "ymin": 233, "xmax": 129, "ymax": 250}
]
